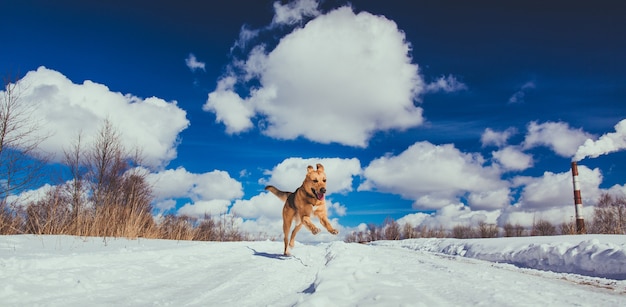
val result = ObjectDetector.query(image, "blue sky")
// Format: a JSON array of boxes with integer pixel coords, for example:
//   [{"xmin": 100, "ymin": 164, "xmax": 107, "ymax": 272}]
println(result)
[{"xmin": 2, "ymin": 0, "xmax": 626, "ymax": 239}]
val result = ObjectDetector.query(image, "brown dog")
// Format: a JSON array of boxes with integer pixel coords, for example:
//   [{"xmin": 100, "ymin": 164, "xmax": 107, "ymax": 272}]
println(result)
[{"xmin": 265, "ymin": 163, "xmax": 339, "ymax": 256}]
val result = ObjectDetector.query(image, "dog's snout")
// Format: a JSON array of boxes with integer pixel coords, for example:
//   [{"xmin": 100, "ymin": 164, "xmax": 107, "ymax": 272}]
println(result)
[{"xmin": 320, "ymin": 187, "xmax": 326, "ymax": 194}]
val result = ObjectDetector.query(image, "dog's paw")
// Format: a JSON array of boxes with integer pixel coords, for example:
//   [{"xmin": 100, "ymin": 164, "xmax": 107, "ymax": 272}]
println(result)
[
  {"xmin": 330, "ymin": 229, "xmax": 339, "ymax": 235},
  {"xmin": 311, "ymin": 228, "xmax": 320, "ymax": 235}
]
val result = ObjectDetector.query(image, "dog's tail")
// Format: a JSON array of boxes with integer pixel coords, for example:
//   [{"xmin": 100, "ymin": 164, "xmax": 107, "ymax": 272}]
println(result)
[{"xmin": 265, "ymin": 185, "xmax": 291, "ymax": 202}]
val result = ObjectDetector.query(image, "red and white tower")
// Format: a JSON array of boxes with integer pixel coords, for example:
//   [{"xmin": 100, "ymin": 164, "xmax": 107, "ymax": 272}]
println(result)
[{"xmin": 570, "ymin": 161, "xmax": 586, "ymax": 234}]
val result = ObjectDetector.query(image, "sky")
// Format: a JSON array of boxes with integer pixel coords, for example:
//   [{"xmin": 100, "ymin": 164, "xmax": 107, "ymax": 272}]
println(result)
[
  {"xmin": 1, "ymin": 235, "xmax": 625, "ymax": 305},
  {"xmin": 2, "ymin": 0, "xmax": 626, "ymax": 238}
]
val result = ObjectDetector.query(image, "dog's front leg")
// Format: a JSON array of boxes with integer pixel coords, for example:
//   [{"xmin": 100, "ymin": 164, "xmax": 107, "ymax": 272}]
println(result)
[
  {"xmin": 302, "ymin": 216, "xmax": 320, "ymax": 235},
  {"xmin": 317, "ymin": 212, "xmax": 339, "ymax": 235}
]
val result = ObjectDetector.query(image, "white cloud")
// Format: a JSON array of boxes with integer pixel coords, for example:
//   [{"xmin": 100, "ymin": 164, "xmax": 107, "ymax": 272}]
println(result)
[
  {"xmin": 359, "ymin": 141, "xmax": 510, "ymax": 210},
  {"xmin": 424, "ymin": 75, "xmax": 467, "ymax": 93},
  {"xmin": 271, "ymin": 0, "xmax": 321, "ymax": 26},
  {"xmin": 513, "ymin": 165, "xmax": 602, "ymax": 211},
  {"xmin": 204, "ymin": 6, "xmax": 425, "ymax": 147},
  {"xmin": 14, "ymin": 66, "xmax": 189, "ymax": 169},
  {"xmin": 390, "ymin": 164, "xmax": 607, "ymax": 231},
  {"xmin": 153, "ymin": 199, "xmax": 177, "ymax": 213},
  {"xmin": 5, "ymin": 183, "xmax": 54, "ymax": 208},
  {"xmin": 574, "ymin": 118, "xmax": 626, "ymax": 162},
  {"xmin": 232, "ymin": 25, "xmax": 260, "ymax": 52},
  {"xmin": 231, "ymin": 192, "xmax": 284, "ymax": 220},
  {"xmin": 481, "ymin": 127, "xmax": 517, "ymax": 148},
  {"xmin": 397, "ymin": 204, "xmax": 501, "ymax": 230},
  {"xmin": 396, "ymin": 212, "xmax": 431, "ymax": 228},
  {"xmin": 261, "ymin": 157, "xmax": 361, "ymax": 195},
  {"xmin": 203, "ymin": 76, "xmax": 255, "ymax": 134},
  {"xmin": 185, "ymin": 53, "xmax": 206, "ymax": 72},
  {"xmin": 606, "ymin": 183, "xmax": 626, "ymax": 198},
  {"xmin": 328, "ymin": 199, "xmax": 347, "ymax": 216},
  {"xmin": 178, "ymin": 199, "xmax": 231, "ymax": 218},
  {"xmin": 492, "ymin": 146, "xmax": 533, "ymax": 171},
  {"xmin": 508, "ymin": 81, "xmax": 535, "ymax": 104},
  {"xmin": 146, "ymin": 167, "xmax": 244, "ymax": 216},
  {"xmin": 523, "ymin": 121, "xmax": 592, "ymax": 158},
  {"xmin": 497, "ymin": 205, "xmax": 595, "ymax": 229}
]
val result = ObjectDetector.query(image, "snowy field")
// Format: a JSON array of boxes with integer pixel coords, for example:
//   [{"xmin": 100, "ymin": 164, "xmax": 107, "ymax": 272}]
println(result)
[{"xmin": 1, "ymin": 235, "xmax": 625, "ymax": 306}]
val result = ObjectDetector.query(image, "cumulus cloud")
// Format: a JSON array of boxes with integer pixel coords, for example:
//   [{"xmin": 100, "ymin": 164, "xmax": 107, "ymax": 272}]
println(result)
[
  {"xmin": 146, "ymin": 167, "xmax": 243, "ymax": 216},
  {"xmin": 185, "ymin": 53, "xmax": 206, "ymax": 72},
  {"xmin": 424, "ymin": 75, "xmax": 467, "ymax": 93},
  {"xmin": 512, "ymin": 165, "xmax": 602, "ymax": 211},
  {"xmin": 203, "ymin": 76, "xmax": 255, "ymax": 134},
  {"xmin": 491, "ymin": 146, "xmax": 533, "ymax": 171},
  {"xmin": 522, "ymin": 121, "xmax": 592, "ymax": 158},
  {"xmin": 497, "ymin": 166, "xmax": 602, "ymax": 228},
  {"xmin": 481, "ymin": 127, "xmax": 517, "ymax": 148},
  {"xmin": 271, "ymin": 0, "xmax": 321, "ymax": 26},
  {"xmin": 508, "ymin": 81, "xmax": 535, "ymax": 104},
  {"xmin": 390, "ymin": 165, "xmax": 604, "ymax": 230},
  {"xmin": 497, "ymin": 205, "xmax": 595, "ymax": 229},
  {"xmin": 13, "ymin": 66, "xmax": 189, "ymax": 169},
  {"xmin": 231, "ymin": 192, "xmax": 284, "ymax": 220},
  {"xmin": 359, "ymin": 141, "xmax": 510, "ymax": 210},
  {"xmin": 204, "ymin": 5, "xmax": 425, "ymax": 147},
  {"xmin": 178, "ymin": 199, "xmax": 231, "ymax": 217},
  {"xmin": 574, "ymin": 118, "xmax": 626, "ymax": 162},
  {"xmin": 5, "ymin": 183, "xmax": 54, "ymax": 208},
  {"xmin": 396, "ymin": 204, "xmax": 501, "ymax": 230}
]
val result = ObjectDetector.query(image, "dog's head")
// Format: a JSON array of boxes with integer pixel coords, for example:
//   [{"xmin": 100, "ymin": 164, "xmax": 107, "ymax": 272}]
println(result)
[{"xmin": 303, "ymin": 163, "xmax": 327, "ymax": 200}]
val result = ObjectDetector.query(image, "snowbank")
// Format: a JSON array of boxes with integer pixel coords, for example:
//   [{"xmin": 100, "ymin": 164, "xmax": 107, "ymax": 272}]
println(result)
[{"xmin": 371, "ymin": 234, "xmax": 626, "ymax": 280}]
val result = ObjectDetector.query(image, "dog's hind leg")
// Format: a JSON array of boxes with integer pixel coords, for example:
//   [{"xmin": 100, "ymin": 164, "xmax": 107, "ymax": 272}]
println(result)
[
  {"xmin": 283, "ymin": 219, "xmax": 292, "ymax": 256},
  {"xmin": 289, "ymin": 223, "xmax": 304, "ymax": 249},
  {"xmin": 282, "ymin": 207, "xmax": 296, "ymax": 256}
]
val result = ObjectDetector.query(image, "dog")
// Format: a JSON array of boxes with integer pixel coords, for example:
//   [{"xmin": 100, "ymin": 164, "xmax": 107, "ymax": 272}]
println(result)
[{"xmin": 265, "ymin": 163, "xmax": 339, "ymax": 256}]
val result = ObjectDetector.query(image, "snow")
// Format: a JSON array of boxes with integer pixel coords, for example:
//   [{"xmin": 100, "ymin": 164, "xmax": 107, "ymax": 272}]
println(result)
[{"xmin": 1, "ymin": 235, "xmax": 625, "ymax": 306}]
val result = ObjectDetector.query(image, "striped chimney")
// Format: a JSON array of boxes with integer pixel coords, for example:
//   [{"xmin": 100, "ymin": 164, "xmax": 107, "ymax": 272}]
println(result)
[{"xmin": 570, "ymin": 161, "xmax": 586, "ymax": 234}]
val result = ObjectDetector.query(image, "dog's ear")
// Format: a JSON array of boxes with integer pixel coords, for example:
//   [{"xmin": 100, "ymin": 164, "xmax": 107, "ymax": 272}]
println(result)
[
  {"xmin": 307, "ymin": 165, "xmax": 314, "ymax": 173},
  {"xmin": 316, "ymin": 163, "xmax": 324, "ymax": 171}
]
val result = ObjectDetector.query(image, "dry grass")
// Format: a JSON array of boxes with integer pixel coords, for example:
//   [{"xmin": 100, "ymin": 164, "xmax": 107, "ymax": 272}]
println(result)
[{"xmin": 1, "ymin": 187, "xmax": 249, "ymax": 241}]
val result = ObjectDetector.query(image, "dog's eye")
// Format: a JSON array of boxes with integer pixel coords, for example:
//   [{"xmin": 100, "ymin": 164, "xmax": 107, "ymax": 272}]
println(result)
[
  {"xmin": 323, "ymin": 179, "xmax": 326, "ymax": 182},
  {"xmin": 313, "ymin": 179, "xmax": 319, "ymax": 183}
]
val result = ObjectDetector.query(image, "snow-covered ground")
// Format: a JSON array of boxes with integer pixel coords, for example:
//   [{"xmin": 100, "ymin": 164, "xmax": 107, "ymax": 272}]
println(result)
[{"xmin": 1, "ymin": 235, "xmax": 625, "ymax": 306}]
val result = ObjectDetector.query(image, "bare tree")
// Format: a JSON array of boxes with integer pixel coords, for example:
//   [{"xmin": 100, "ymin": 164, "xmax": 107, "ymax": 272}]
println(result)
[
  {"xmin": 401, "ymin": 222, "xmax": 418, "ymax": 239},
  {"xmin": 503, "ymin": 223, "xmax": 526, "ymax": 237},
  {"xmin": 86, "ymin": 119, "xmax": 128, "ymax": 209},
  {"xmin": 532, "ymin": 219, "xmax": 556, "ymax": 236},
  {"xmin": 1, "ymin": 74, "xmax": 50, "ymax": 234},
  {"xmin": 1, "ymin": 75, "xmax": 49, "ymax": 199},
  {"xmin": 383, "ymin": 217, "xmax": 401, "ymax": 240},
  {"xmin": 452, "ymin": 224, "xmax": 475, "ymax": 239},
  {"xmin": 478, "ymin": 221, "xmax": 499, "ymax": 238},
  {"xmin": 560, "ymin": 221, "xmax": 577, "ymax": 235},
  {"xmin": 63, "ymin": 132, "xmax": 88, "ymax": 229},
  {"xmin": 591, "ymin": 193, "xmax": 626, "ymax": 234},
  {"xmin": 367, "ymin": 223, "xmax": 380, "ymax": 242}
]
